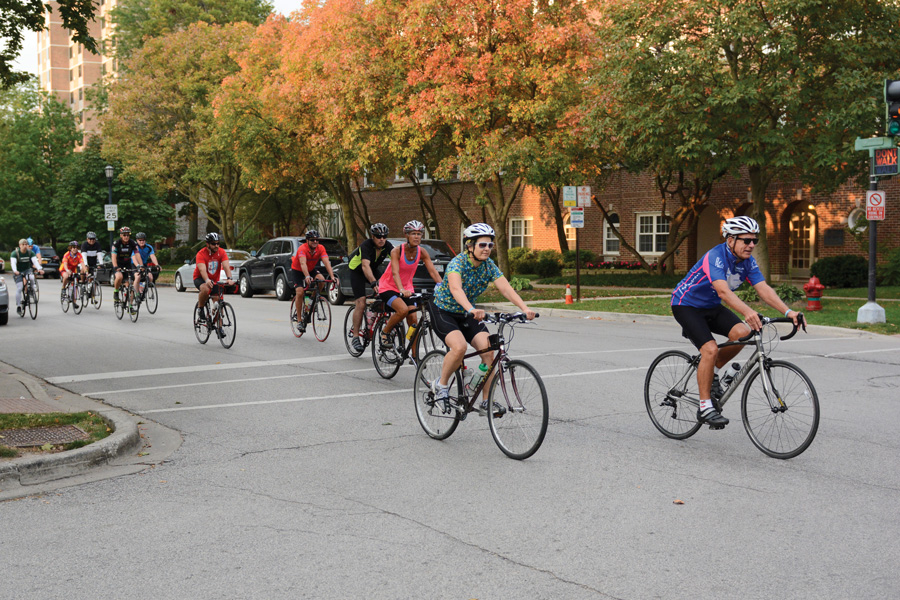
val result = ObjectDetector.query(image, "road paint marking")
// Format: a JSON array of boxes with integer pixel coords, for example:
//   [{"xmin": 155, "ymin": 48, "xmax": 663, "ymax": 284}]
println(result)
[{"xmin": 141, "ymin": 388, "xmax": 410, "ymax": 414}]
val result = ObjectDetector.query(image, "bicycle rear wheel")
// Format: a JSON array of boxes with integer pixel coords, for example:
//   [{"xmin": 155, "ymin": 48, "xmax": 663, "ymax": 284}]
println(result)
[
  {"xmin": 312, "ymin": 297, "xmax": 331, "ymax": 342},
  {"xmin": 372, "ymin": 320, "xmax": 403, "ymax": 379},
  {"xmin": 128, "ymin": 286, "xmax": 140, "ymax": 322},
  {"xmin": 217, "ymin": 301, "xmax": 237, "ymax": 349},
  {"xmin": 145, "ymin": 281, "xmax": 158, "ymax": 314},
  {"xmin": 413, "ymin": 350, "xmax": 462, "ymax": 440},
  {"xmin": 73, "ymin": 283, "xmax": 83, "ymax": 314},
  {"xmin": 194, "ymin": 304, "xmax": 211, "ymax": 344},
  {"xmin": 343, "ymin": 306, "xmax": 367, "ymax": 357},
  {"xmin": 741, "ymin": 360, "xmax": 819, "ymax": 459},
  {"xmin": 487, "ymin": 359, "xmax": 549, "ymax": 460},
  {"xmin": 27, "ymin": 287, "xmax": 38, "ymax": 320},
  {"xmin": 644, "ymin": 350, "xmax": 703, "ymax": 440}
]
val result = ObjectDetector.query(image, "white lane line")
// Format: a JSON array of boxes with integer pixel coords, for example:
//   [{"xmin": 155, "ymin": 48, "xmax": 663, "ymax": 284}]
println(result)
[
  {"xmin": 46, "ymin": 354, "xmax": 353, "ymax": 384},
  {"xmin": 88, "ymin": 367, "xmax": 375, "ymax": 395},
  {"xmin": 141, "ymin": 388, "xmax": 410, "ymax": 414},
  {"xmin": 543, "ymin": 366, "xmax": 647, "ymax": 378},
  {"xmin": 824, "ymin": 347, "xmax": 900, "ymax": 358}
]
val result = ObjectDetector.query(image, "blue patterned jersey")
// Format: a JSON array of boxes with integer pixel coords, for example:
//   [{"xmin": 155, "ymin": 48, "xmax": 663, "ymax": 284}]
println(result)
[
  {"xmin": 672, "ymin": 243, "xmax": 765, "ymax": 308},
  {"xmin": 433, "ymin": 253, "xmax": 503, "ymax": 313}
]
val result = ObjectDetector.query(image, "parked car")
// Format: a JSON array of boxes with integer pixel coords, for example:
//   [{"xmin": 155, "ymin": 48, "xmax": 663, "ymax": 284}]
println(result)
[
  {"xmin": 94, "ymin": 252, "xmax": 115, "ymax": 284},
  {"xmin": 39, "ymin": 246, "xmax": 60, "ymax": 278},
  {"xmin": 174, "ymin": 249, "xmax": 252, "ymax": 292},
  {"xmin": 0, "ymin": 256, "xmax": 5, "ymax": 273},
  {"xmin": 327, "ymin": 238, "xmax": 456, "ymax": 305},
  {"xmin": 238, "ymin": 236, "xmax": 347, "ymax": 301},
  {"xmin": 0, "ymin": 275, "xmax": 9, "ymax": 325}
]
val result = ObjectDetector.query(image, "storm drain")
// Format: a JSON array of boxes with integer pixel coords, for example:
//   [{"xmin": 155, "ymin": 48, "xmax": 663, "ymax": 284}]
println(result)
[{"xmin": 0, "ymin": 426, "xmax": 89, "ymax": 447}]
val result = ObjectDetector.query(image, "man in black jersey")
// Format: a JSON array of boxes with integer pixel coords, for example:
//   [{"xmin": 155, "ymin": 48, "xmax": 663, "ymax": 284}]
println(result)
[
  {"xmin": 111, "ymin": 227, "xmax": 143, "ymax": 302},
  {"xmin": 347, "ymin": 223, "xmax": 394, "ymax": 353},
  {"xmin": 81, "ymin": 231, "xmax": 102, "ymax": 273}
]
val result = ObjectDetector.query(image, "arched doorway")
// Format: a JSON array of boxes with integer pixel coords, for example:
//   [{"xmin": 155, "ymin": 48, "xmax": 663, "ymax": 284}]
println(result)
[{"xmin": 789, "ymin": 205, "xmax": 817, "ymax": 278}]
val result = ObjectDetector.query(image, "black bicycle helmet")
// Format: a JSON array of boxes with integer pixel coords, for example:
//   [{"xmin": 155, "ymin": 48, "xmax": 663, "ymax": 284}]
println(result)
[
  {"xmin": 370, "ymin": 223, "xmax": 389, "ymax": 237},
  {"xmin": 205, "ymin": 232, "xmax": 222, "ymax": 244},
  {"xmin": 68, "ymin": 240, "xmax": 78, "ymax": 247},
  {"xmin": 305, "ymin": 229, "xmax": 320, "ymax": 240},
  {"xmin": 135, "ymin": 232, "xmax": 147, "ymax": 240}
]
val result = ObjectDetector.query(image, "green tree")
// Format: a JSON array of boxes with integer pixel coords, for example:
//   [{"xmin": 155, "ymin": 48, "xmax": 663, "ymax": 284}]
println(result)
[
  {"xmin": 54, "ymin": 137, "xmax": 174, "ymax": 246},
  {"xmin": 1, "ymin": 0, "xmax": 98, "ymax": 88},
  {"xmin": 102, "ymin": 22, "xmax": 264, "ymax": 249},
  {"xmin": 0, "ymin": 79, "xmax": 80, "ymax": 247}
]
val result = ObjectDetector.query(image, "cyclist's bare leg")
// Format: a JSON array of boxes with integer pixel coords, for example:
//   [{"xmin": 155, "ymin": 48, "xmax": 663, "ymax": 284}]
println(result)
[
  {"xmin": 293, "ymin": 285, "xmax": 305, "ymax": 321},
  {"xmin": 384, "ymin": 296, "xmax": 410, "ymax": 334},
  {"xmin": 439, "ymin": 330, "xmax": 467, "ymax": 386},
  {"xmin": 697, "ymin": 340, "xmax": 718, "ymax": 400},
  {"xmin": 113, "ymin": 270, "xmax": 123, "ymax": 295},
  {"xmin": 469, "ymin": 331, "xmax": 494, "ymax": 401},
  {"xmin": 352, "ymin": 296, "xmax": 366, "ymax": 337},
  {"xmin": 198, "ymin": 281, "xmax": 212, "ymax": 311},
  {"xmin": 715, "ymin": 322, "xmax": 750, "ymax": 368}
]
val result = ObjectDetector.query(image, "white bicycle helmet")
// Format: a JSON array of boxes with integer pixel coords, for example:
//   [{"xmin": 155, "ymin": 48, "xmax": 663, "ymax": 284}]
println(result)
[
  {"xmin": 463, "ymin": 223, "xmax": 495, "ymax": 242},
  {"xmin": 370, "ymin": 223, "xmax": 389, "ymax": 236},
  {"xmin": 721, "ymin": 216, "xmax": 760, "ymax": 237},
  {"xmin": 403, "ymin": 220, "xmax": 425, "ymax": 233}
]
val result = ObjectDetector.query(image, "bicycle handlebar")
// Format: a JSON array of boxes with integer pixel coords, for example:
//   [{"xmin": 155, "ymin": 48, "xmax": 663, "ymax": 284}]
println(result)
[
  {"xmin": 483, "ymin": 312, "xmax": 540, "ymax": 324},
  {"xmin": 737, "ymin": 312, "xmax": 806, "ymax": 343}
]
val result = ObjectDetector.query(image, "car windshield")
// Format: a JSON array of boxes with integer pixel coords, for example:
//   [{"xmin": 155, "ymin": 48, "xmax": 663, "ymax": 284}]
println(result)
[
  {"xmin": 388, "ymin": 239, "xmax": 455, "ymax": 258},
  {"xmin": 226, "ymin": 250, "xmax": 251, "ymax": 261},
  {"xmin": 40, "ymin": 247, "xmax": 57, "ymax": 257}
]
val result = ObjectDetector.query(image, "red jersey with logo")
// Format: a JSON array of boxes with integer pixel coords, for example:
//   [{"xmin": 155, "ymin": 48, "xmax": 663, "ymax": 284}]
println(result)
[
  {"xmin": 193, "ymin": 247, "xmax": 229, "ymax": 281},
  {"xmin": 60, "ymin": 250, "xmax": 84, "ymax": 272},
  {"xmin": 291, "ymin": 242, "xmax": 327, "ymax": 271}
]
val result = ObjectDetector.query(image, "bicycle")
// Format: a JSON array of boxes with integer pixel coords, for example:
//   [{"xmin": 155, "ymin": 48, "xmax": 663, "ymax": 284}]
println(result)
[
  {"xmin": 644, "ymin": 314, "xmax": 819, "ymax": 459},
  {"xmin": 17, "ymin": 272, "xmax": 39, "ymax": 320},
  {"xmin": 193, "ymin": 283, "xmax": 237, "ymax": 348},
  {"xmin": 81, "ymin": 267, "xmax": 102, "ymax": 310},
  {"xmin": 370, "ymin": 291, "xmax": 443, "ymax": 379},
  {"xmin": 413, "ymin": 312, "xmax": 548, "ymax": 460},
  {"xmin": 134, "ymin": 267, "xmax": 159, "ymax": 315},
  {"xmin": 60, "ymin": 272, "xmax": 84, "ymax": 315},
  {"xmin": 290, "ymin": 278, "xmax": 336, "ymax": 341},
  {"xmin": 113, "ymin": 268, "xmax": 139, "ymax": 322}
]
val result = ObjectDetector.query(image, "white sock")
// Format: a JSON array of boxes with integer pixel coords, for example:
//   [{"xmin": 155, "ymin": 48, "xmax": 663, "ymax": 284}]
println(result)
[
  {"xmin": 699, "ymin": 399, "xmax": 714, "ymax": 412},
  {"xmin": 714, "ymin": 366, "xmax": 720, "ymax": 376}
]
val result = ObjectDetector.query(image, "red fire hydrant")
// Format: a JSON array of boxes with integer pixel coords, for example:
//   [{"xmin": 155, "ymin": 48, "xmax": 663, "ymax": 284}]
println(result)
[{"xmin": 804, "ymin": 276, "xmax": 824, "ymax": 312}]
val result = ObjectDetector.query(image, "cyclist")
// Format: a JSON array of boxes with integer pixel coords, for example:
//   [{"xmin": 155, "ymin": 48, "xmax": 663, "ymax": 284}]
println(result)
[
  {"xmin": 194, "ymin": 232, "xmax": 234, "ymax": 322},
  {"xmin": 10, "ymin": 239, "xmax": 44, "ymax": 316},
  {"xmin": 133, "ymin": 232, "xmax": 160, "ymax": 291},
  {"xmin": 291, "ymin": 229, "xmax": 335, "ymax": 333},
  {"xmin": 81, "ymin": 231, "xmax": 102, "ymax": 274},
  {"xmin": 377, "ymin": 220, "xmax": 443, "ymax": 349},
  {"xmin": 59, "ymin": 241, "xmax": 87, "ymax": 309},
  {"xmin": 347, "ymin": 223, "xmax": 394, "ymax": 353},
  {"xmin": 428, "ymin": 223, "xmax": 536, "ymax": 416},
  {"xmin": 111, "ymin": 227, "xmax": 143, "ymax": 302},
  {"xmin": 671, "ymin": 216, "xmax": 800, "ymax": 428},
  {"xmin": 27, "ymin": 237, "xmax": 42, "ymax": 260}
]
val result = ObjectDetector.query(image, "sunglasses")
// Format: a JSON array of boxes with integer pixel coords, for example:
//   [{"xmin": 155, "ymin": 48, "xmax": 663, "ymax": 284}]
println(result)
[
  {"xmin": 373, "ymin": 235, "xmax": 386, "ymax": 239},
  {"xmin": 737, "ymin": 237, "xmax": 759, "ymax": 245},
  {"xmin": 476, "ymin": 242, "xmax": 495, "ymax": 250},
  {"xmin": 208, "ymin": 242, "xmax": 219, "ymax": 246}
]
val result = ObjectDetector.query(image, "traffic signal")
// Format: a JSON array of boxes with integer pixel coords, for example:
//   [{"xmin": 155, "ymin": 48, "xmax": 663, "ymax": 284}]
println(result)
[{"xmin": 885, "ymin": 79, "xmax": 900, "ymax": 137}]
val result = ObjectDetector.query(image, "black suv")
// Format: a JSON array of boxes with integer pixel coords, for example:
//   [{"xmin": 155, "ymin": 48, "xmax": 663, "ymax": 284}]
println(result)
[
  {"xmin": 238, "ymin": 236, "xmax": 347, "ymax": 301},
  {"xmin": 39, "ymin": 246, "xmax": 60, "ymax": 278}
]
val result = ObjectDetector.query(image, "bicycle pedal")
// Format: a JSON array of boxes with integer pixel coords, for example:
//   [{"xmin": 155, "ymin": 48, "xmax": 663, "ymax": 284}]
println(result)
[{"xmin": 709, "ymin": 424, "xmax": 726, "ymax": 430}]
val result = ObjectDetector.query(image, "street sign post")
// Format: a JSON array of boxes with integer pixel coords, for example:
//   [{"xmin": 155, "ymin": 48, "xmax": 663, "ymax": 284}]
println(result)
[
  {"xmin": 867, "ymin": 190, "xmax": 886, "ymax": 221},
  {"xmin": 569, "ymin": 207, "xmax": 585, "ymax": 301},
  {"xmin": 576, "ymin": 186, "xmax": 591, "ymax": 207},
  {"xmin": 104, "ymin": 204, "xmax": 118, "ymax": 221},
  {"xmin": 569, "ymin": 207, "xmax": 584, "ymax": 228},
  {"xmin": 563, "ymin": 186, "xmax": 577, "ymax": 207}
]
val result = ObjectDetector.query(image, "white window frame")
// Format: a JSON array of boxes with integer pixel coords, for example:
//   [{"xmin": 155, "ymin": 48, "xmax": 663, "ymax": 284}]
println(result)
[
  {"xmin": 604, "ymin": 214, "xmax": 620, "ymax": 255},
  {"xmin": 635, "ymin": 212, "xmax": 669, "ymax": 256},
  {"xmin": 563, "ymin": 213, "xmax": 576, "ymax": 250},
  {"xmin": 509, "ymin": 217, "xmax": 533, "ymax": 249}
]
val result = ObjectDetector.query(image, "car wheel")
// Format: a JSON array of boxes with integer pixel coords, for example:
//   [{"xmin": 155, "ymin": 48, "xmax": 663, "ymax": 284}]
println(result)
[
  {"xmin": 275, "ymin": 273, "xmax": 292, "ymax": 301},
  {"xmin": 0, "ymin": 311, "xmax": 7, "ymax": 326},
  {"xmin": 174, "ymin": 272, "xmax": 185, "ymax": 292},
  {"xmin": 239, "ymin": 273, "xmax": 254, "ymax": 298},
  {"xmin": 328, "ymin": 274, "xmax": 345, "ymax": 305}
]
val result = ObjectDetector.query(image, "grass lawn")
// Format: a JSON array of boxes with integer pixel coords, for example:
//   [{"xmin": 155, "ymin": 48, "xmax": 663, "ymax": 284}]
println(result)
[
  {"xmin": 823, "ymin": 286, "xmax": 900, "ymax": 300},
  {"xmin": 479, "ymin": 287, "xmax": 664, "ymax": 303},
  {"xmin": 535, "ymin": 296, "xmax": 900, "ymax": 336},
  {"xmin": 0, "ymin": 411, "xmax": 110, "ymax": 458}
]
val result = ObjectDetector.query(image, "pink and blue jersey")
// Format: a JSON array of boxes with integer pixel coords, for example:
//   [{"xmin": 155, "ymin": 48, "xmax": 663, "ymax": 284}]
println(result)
[{"xmin": 671, "ymin": 243, "xmax": 764, "ymax": 308}]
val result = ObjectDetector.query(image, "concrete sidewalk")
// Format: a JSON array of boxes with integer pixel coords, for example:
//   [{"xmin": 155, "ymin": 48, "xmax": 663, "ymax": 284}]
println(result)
[{"xmin": 0, "ymin": 361, "xmax": 180, "ymax": 500}]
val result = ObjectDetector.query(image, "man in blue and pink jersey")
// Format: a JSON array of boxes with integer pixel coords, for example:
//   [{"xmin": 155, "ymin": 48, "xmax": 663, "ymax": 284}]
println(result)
[{"xmin": 671, "ymin": 216, "xmax": 800, "ymax": 428}]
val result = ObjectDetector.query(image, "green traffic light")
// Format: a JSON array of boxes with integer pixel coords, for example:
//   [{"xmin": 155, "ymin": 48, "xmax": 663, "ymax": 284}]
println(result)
[{"xmin": 890, "ymin": 121, "xmax": 900, "ymax": 136}]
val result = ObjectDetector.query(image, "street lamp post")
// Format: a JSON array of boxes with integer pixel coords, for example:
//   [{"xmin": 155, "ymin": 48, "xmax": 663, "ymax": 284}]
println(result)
[{"xmin": 105, "ymin": 165, "xmax": 114, "ymax": 251}]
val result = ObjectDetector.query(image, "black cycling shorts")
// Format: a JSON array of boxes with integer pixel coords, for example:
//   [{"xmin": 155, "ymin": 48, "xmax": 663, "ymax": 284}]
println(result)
[
  {"xmin": 427, "ymin": 303, "xmax": 488, "ymax": 344},
  {"xmin": 350, "ymin": 268, "xmax": 371, "ymax": 299},
  {"xmin": 291, "ymin": 267, "xmax": 328, "ymax": 289},
  {"xmin": 378, "ymin": 290, "xmax": 417, "ymax": 311},
  {"xmin": 671, "ymin": 304, "xmax": 743, "ymax": 349}
]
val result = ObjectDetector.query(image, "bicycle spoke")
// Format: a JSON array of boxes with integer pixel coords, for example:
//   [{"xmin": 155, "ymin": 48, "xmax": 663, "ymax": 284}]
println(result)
[
  {"xmin": 312, "ymin": 296, "xmax": 331, "ymax": 342},
  {"xmin": 487, "ymin": 360, "xmax": 548, "ymax": 460},
  {"xmin": 413, "ymin": 350, "xmax": 461, "ymax": 440},
  {"xmin": 217, "ymin": 302, "xmax": 237, "ymax": 348},
  {"xmin": 644, "ymin": 350, "xmax": 703, "ymax": 440}
]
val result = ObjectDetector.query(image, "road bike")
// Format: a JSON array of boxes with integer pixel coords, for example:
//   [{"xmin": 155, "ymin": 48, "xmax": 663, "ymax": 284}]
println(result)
[
  {"xmin": 134, "ymin": 267, "xmax": 158, "ymax": 315},
  {"xmin": 81, "ymin": 267, "xmax": 102, "ymax": 310},
  {"xmin": 370, "ymin": 292, "xmax": 443, "ymax": 379},
  {"xmin": 644, "ymin": 314, "xmax": 819, "ymax": 459},
  {"xmin": 114, "ymin": 269, "xmax": 141, "ymax": 322},
  {"xmin": 60, "ymin": 272, "xmax": 85, "ymax": 315},
  {"xmin": 413, "ymin": 312, "xmax": 547, "ymax": 460},
  {"xmin": 17, "ymin": 272, "xmax": 39, "ymax": 320},
  {"xmin": 194, "ymin": 283, "xmax": 237, "ymax": 349},
  {"xmin": 290, "ymin": 278, "xmax": 336, "ymax": 341}
]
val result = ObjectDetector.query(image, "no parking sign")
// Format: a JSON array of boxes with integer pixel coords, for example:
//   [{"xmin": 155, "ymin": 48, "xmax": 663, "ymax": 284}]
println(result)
[{"xmin": 867, "ymin": 190, "xmax": 886, "ymax": 221}]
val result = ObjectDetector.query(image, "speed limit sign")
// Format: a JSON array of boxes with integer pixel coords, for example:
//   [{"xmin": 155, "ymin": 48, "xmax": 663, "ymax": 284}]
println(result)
[{"xmin": 104, "ymin": 204, "xmax": 118, "ymax": 221}]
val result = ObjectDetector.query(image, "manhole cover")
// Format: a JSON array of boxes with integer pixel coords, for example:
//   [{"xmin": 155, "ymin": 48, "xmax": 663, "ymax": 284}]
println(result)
[{"xmin": 0, "ymin": 426, "xmax": 89, "ymax": 448}]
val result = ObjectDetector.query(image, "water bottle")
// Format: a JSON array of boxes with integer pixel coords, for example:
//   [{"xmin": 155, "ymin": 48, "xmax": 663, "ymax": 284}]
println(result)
[
  {"xmin": 721, "ymin": 362, "xmax": 741, "ymax": 389},
  {"xmin": 366, "ymin": 310, "xmax": 376, "ymax": 333},
  {"xmin": 469, "ymin": 363, "xmax": 489, "ymax": 391},
  {"xmin": 405, "ymin": 324, "xmax": 417, "ymax": 341}
]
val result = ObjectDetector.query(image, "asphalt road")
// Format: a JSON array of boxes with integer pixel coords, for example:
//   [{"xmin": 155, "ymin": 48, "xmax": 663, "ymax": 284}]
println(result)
[{"xmin": 1, "ymin": 287, "xmax": 898, "ymax": 599}]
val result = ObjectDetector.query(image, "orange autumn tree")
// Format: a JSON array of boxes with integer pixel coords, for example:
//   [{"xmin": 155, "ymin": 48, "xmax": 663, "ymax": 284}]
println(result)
[{"xmin": 385, "ymin": 0, "xmax": 596, "ymax": 273}]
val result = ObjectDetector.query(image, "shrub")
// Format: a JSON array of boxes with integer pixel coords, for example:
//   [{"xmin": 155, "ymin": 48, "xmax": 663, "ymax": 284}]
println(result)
[
  {"xmin": 172, "ymin": 244, "xmax": 195, "ymax": 264},
  {"xmin": 735, "ymin": 284, "xmax": 759, "ymax": 302},
  {"xmin": 877, "ymin": 247, "xmax": 900, "ymax": 286},
  {"xmin": 508, "ymin": 277, "xmax": 533, "ymax": 291},
  {"xmin": 534, "ymin": 249, "xmax": 562, "ymax": 278},
  {"xmin": 810, "ymin": 255, "xmax": 867, "ymax": 288},
  {"xmin": 562, "ymin": 249, "xmax": 597, "ymax": 267},
  {"xmin": 775, "ymin": 283, "xmax": 804, "ymax": 304},
  {"xmin": 508, "ymin": 247, "xmax": 536, "ymax": 275}
]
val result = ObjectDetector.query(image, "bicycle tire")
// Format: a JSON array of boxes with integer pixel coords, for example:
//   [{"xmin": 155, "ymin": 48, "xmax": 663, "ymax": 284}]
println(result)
[
  {"xmin": 27, "ymin": 286, "xmax": 38, "ymax": 320},
  {"xmin": 290, "ymin": 302, "xmax": 305, "ymax": 338},
  {"xmin": 194, "ymin": 304, "xmax": 211, "ymax": 344},
  {"xmin": 413, "ymin": 350, "xmax": 462, "ymax": 440},
  {"xmin": 487, "ymin": 359, "xmax": 549, "ymax": 460},
  {"xmin": 60, "ymin": 284, "xmax": 70, "ymax": 313},
  {"xmin": 217, "ymin": 301, "xmax": 237, "ymax": 349},
  {"xmin": 114, "ymin": 288, "xmax": 125, "ymax": 320},
  {"xmin": 128, "ymin": 286, "xmax": 140, "ymax": 322},
  {"xmin": 372, "ymin": 319, "xmax": 403, "ymax": 379},
  {"xmin": 644, "ymin": 350, "xmax": 703, "ymax": 440},
  {"xmin": 146, "ymin": 281, "xmax": 158, "ymax": 314},
  {"xmin": 741, "ymin": 360, "xmax": 819, "ymax": 459},
  {"xmin": 413, "ymin": 320, "xmax": 444, "ymax": 364},
  {"xmin": 72, "ymin": 282, "xmax": 83, "ymax": 315},
  {"xmin": 312, "ymin": 297, "xmax": 331, "ymax": 342},
  {"xmin": 91, "ymin": 279, "xmax": 102, "ymax": 309},
  {"xmin": 343, "ymin": 306, "xmax": 367, "ymax": 357},
  {"xmin": 33, "ymin": 278, "xmax": 39, "ymax": 303}
]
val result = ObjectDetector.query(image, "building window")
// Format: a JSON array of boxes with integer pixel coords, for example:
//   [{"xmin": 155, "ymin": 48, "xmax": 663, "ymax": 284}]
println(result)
[
  {"xmin": 563, "ymin": 213, "xmax": 576, "ymax": 250},
  {"xmin": 414, "ymin": 165, "xmax": 429, "ymax": 182},
  {"xmin": 362, "ymin": 170, "xmax": 374, "ymax": 188},
  {"xmin": 78, "ymin": 87, "xmax": 83, "ymax": 100},
  {"xmin": 604, "ymin": 214, "xmax": 620, "ymax": 255},
  {"xmin": 77, "ymin": 65, "xmax": 82, "ymax": 78},
  {"xmin": 69, "ymin": 69, "xmax": 73, "ymax": 81},
  {"xmin": 426, "ymin": 219, "xmax": 437, "ymax": 239},
  {"xmin": 636, "ymin": 213, "xmax": 670, "ymax": 255},
  {"xmin": 509, "ymin": 217, "xmax": 533, "ymax": 249}
]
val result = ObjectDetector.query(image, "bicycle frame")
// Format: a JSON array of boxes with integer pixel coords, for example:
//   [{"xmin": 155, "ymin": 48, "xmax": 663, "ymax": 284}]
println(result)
[{"xmin": 454, "ymin": 315, "xmax": 528, "ymax": 414}]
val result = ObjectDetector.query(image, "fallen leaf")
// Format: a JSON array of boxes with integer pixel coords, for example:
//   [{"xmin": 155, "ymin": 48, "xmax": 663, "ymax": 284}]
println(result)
[{"xmin": 673, "ymin": 499, "xmax": 685, "ymax": 505}]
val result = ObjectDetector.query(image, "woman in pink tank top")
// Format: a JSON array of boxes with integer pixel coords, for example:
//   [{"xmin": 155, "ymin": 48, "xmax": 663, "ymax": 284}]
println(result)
[{"xmin": 377, "ymin": 220, "xmax": 443, "ymax": 348}]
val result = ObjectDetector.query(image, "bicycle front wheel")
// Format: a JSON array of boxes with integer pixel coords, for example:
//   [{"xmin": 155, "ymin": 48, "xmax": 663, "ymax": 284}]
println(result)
[
  {"xmin": 312, "ymin": 297, "xmax": 331, "ymax": 342},
  {"xmin": 114, "ymin": 290, "xmax": 125, "ymax": 320},
  {"xmin": 413, "ymin": 350, "xmax": 461, "ymax": 440},
  {"xmin": 145, "ymin": 281, "xmax": 158, "ymax": 314},
  {"xmin": 372, "ymin": 320, "xmax": 403, "ymax": 379},
  {"xmin": 217, "ymin": 302, "xmax": 237, "ymax": 349},
  {"xmin": 741, "ymin": 360, "xmax": 819, "ymax": 459},
  {"xmin": 487, "ymin": 359, "xmax": 549, "ymax": 460},
  {"xmin": 343, "ymin": 306, "xmax": 366, "ymax": 357},
  {"xmin": 73, "ymin": 283, "xmax": 84, "ymax": 314},
  {"xmin": 33, "ymin": 278, "xmax": 39, "ymax": 303},
  {"xmin": 128, "ymin": 287, "xmax": 140, "ymax": 322},
  {"xmin": 193, "ymin": 304, "xmax": 210, "ymax": 344},
  {"xmin": 91, "ymin": 279, "xmax": 102, "ymax": 309},
  {"xmin": 644, "ymin": 350, "xmax": 703, "ymax": 440},
  {"xmin": 60, "ymin": 285, "xmax": 70, "ymax": 313},
  {"xmin": 27, "ymin": 288, "xmax": 38, "ymax": 320},
  {"xmin": 413, "ymin": 321, "xmax": 443, "ymax": 364}
]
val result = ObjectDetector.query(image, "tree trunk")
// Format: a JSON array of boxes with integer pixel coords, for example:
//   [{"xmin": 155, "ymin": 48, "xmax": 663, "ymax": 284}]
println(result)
[
  {"xmin": 477, "ymin": 174, "xmax": 523, "ymax": 276},
  {"xmin": 748, "ymin": 166, "xmax": 772, "ymax": 278},
  {"xmin": 542, "ymin": 185, "xmax": 569, "ymax": 252}
]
